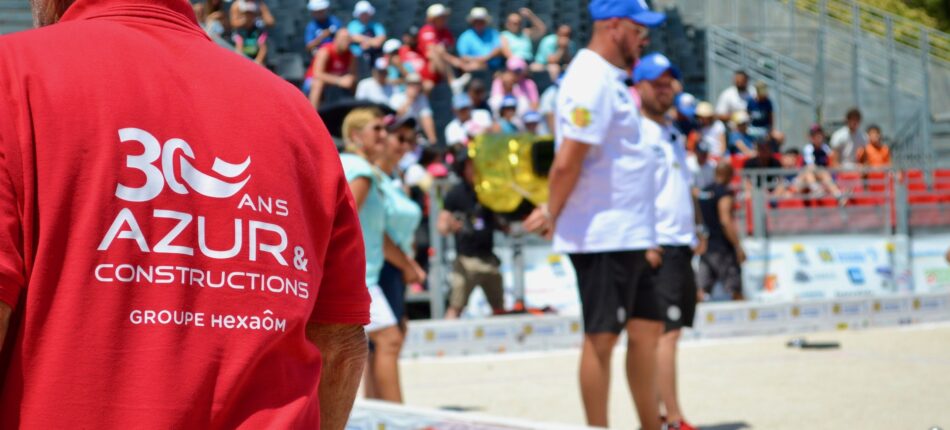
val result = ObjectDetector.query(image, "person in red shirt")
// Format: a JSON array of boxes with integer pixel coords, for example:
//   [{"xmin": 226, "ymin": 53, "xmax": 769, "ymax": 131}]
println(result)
[
  {"xmin": 0, "ymin": 0, "xmax": 370, "ymax": 428},
  {"xmin": 416, "ymin": 3, "xmax": 469, "ymax": 94},
  {"xmin": 308, "ymin": 28, "xmax": 358, "ymax": 109}
]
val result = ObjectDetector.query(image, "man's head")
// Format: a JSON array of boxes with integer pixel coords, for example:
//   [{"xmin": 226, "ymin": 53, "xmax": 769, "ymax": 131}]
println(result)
[
  {"xmin": 402, "ymin": 27, "xmax": 419, "ymax": 49},
  {"xmin": 452, "ymin": 93, "xmax": 473, "ymax": 121},
  {"xmin": 307, "ymin": 0, "xmax": 330, "ymax": 20},
  {"xmin": 846, "ymin": 107, "xmax": 862, "ymax": 131},
  {"xmin": 236, "ymin": 0, "xmax": 260, "ymax": 27},
  {"xmin": 523, "ymin": 111, "xmax": 542, "ymax": 133},
  {"xmin": 352, "ymin": 1, "xmax": 375, "ymax": 24},
  {"xmin": 588, "ymin": 0, "xmax": 666, "ymax": 68},
  {"xmin": 867, "ymin": 124, "xmax": 882, "ymax": 146},
  {"xmin": 467, "ymin": 79, "xmax": 487, "ymax": 105},
  {"xmin": 808, "ymin": 124, "xmax": 825, "ymax": 147},
  {"xmin": 715, "ymin": 162, "xmax": 734, "ymax": 185},
  {"xmin": 557, "ymin": 24, "xmax": 572, "ymax": 41},
  {"xmin": 781, "ymin": 148, "xmax": 800, "ymax": 169},
  {"xmin": 500, "ymin": 96, "xmax": 518, "ymax": 119},
  {"xmin": 384, "ymin": 116, "xmax": 418, "ymax": 161},
  {"xmin": 468, "ymin": 7, "xmax": 491, "ymax": 32},
  {"xmin": 695, "ymin": 141, "xmax": 710, "ymax": 164},
  {"xmin": 371, "ymin": 57, "xmax": 388, "ymax": 82},
  {"xmin": 734, "ymin": 70, "xmax": 749, "ymax": 91},
  {"xmin": 633, "ymin": 53, "xmax": 680, "ymax": 118},
  {"xmin": 334, "ymin": 28, "xmax": 351, "ymax": 51},
  {"xmin": 695, "ymin": 101, "xmax": 715, "ymax": 126},
  {"xmin": 382, "ymin": 38, "xmax": 401, "ymax": 58},
  {"xmin": 505, "ymin": 12, "xmax": 523, "ymax": 33},
  {"xmin": 754, "ymin": 81, "xmax": 768, "ymax": 101},
  {"xmin": 405, "ymin": 73, "xmax": 423, "ymax": 93},
  {"xmin": 426, "ymin": 3, "xmax": 450, "ymax": 28}
]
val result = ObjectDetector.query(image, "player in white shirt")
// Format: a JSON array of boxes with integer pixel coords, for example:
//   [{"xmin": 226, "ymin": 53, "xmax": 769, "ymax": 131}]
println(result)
[
  {"xmin": 524, "ymin": 1, "xmax": 667, "ymax": 428},
  {"xmin": 635, "ymin": 53, "xmax": 703, "ymax": 430}
]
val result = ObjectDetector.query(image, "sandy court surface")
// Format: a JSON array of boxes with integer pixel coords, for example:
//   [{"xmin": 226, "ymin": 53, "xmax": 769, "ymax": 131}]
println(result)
[{"xmin": 399, "ymin": 323, "xmax": 950, "ymax": 429}]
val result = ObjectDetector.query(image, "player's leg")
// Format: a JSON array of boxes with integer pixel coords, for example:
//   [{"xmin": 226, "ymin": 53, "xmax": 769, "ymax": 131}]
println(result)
[{"xmin": 625, "ymin": 251, "xmax": 664, "ymax": 430}]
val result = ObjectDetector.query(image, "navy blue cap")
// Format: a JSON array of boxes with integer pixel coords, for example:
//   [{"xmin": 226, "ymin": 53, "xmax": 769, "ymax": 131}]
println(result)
[
  {"xmin": 589, "ymin": 0, "xmax": 666, "ymax": 27},
  {"xmin": 633, "ymin": 52, "xmax": 681, "ymax": 83}
]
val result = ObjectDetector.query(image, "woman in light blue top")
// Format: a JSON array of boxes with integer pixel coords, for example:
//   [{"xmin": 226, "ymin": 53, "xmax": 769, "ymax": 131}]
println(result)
[
  {"xmin": 500, "ymin": 8, "xmax": 546, "ymax": 63},
  {"xmin": 339, "ymin": 107, "xmax": 409, "ymax": 403}
]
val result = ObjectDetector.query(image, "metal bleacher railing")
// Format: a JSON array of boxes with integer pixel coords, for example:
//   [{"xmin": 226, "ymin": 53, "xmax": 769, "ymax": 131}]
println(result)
[{"xmin": 658, "ymin": 0, "xmax": 950, "ymax": 165}]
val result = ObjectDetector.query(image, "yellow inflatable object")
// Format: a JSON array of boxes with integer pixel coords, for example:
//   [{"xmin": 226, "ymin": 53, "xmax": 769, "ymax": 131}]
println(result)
[{"xmin": 468, "ymin": 133, "xmax": 551, "ymax": 214}]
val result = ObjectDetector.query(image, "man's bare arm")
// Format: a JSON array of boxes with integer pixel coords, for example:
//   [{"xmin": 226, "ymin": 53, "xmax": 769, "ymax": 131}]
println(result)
[
  {"xmin": 307, "ymin": 322, "xmax": 367, "ymax": 430},
  {"xmin": 0, "ymin": 302, "xmax": 11, "ymax": 353}
]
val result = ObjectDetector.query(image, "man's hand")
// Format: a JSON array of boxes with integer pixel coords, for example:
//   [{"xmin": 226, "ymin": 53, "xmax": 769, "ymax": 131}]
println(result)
[
  {"xmin": 736, "ymin": 247, "xmax": 747, "ymax": 264},
  {"xmin": 522, "ymin": 206, "xmax": 552, "ymax": 239},
  {"xmin": 307, "ymin": 323, "xmax": 367, "ymax": 430},
  {"xmin": 339, "ymin": 74, "xmax": 356, "ymax": 89},
  {"xmin": 402, "ymin": 260, "xmax": 427, "ymax": 285},
  {"xmin": 646, "ymin": 248, "xmax": 663, "ymax": 269},
  {"xmin": 693, "ymin": 236, "xmax": 707, "ymax": 256}
]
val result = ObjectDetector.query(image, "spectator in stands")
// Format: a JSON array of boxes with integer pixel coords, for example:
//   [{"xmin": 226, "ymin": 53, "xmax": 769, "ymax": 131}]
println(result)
[
  {"xmin": 417, "ymin": 4, "xmax": 470, "ymax": 95},
  {"xmin": 743, "ymin": 138, "xmax": 783, "ymax": 193},
  {"xmin": 230, "ymin": 0, "xmax": 273, "ymax": 30},
  {"xmin": 198, "ymin": 0, "xmax": 230, "ymax": 38},
  {"xmin": 523, "ymin": 111, "xmax": 545, "ymax": 135},
  {"xmin": 698, "ymin": 164, "xmax": 746, "ymax": 301},
  {"xmin": 539, "ymin": 75, "xmax": 560, "ymax": 137},
  {"xmin": 803, "ymin": 125, "xmax": 834, "ymax": 167},
  {"xmin": 304, "ymin": 0, "xmax": 341, "ymax": 55},
  {"xmin": 688, "ymin": 141, "xmax": 716, "ymax": 192},
  {"xmin": 489, "ymin": 56, "xmax": 540, "ymax": 116},
  {"xmin": 715, "ymin": 70, "xmax": 756, "ymax": 123},
  {"xmin": 340, "ymin": 108, "xmax": 404, "ymax": 402},
  {"xmin": 673, "ymin": 92, "xmax": 699, "ymax": 137},
  {"xmin": 856, "ymin": 124, "xmax": 891, "ymax": 168},
  {"xmin": 438, "ymin": 153, "xmax": 505, "ymax": 319},
  {"xmin": 348, "ymin": 1, "xmax": 386, "ymax": 65},
  {"xmin": 830, "ymin": 107, "xmax": 867, "ymax": 168},
  {"xmin": 394, "ymin": 30, "xmax": 426, "ymax": 82},
  {"xmin": 534, "ymin": 24, "xmax": 577, "ymax": 81},
  {"xmin": 389, "ymin": 74, "xmax": 438, "ymax": 144},
  {"xmin": 467, "ymin": 78, "xmax": 492, "ymax": 112},
  {"xmin": 696, "ymin": 101, "xmax": 727, "ymax": 158},
  {"xmin": 307, "ymin": 28, "xmax": 356, "ymax": 109},
  {"xmin": 456, "ymin": 7, "xmax": 505, "ymax": 72},
  {"xmin": 746, "ymin": 81, "xmax": 773, "ymax": 138},
  {"xmin": 500, "ymin": 8, "xmax": 547, "ymax": 64},
  {"xmin": 231, "ymin": 1, "xmax": 268, "ymax": 65},
  {"xmin": 445, "ymin": 93, "xmax": 494, "ymax": 149},
  {"xmin": 380, "ymin": 39, "xmax": 411, "ymax": 86},
  {"xmin": 356, "ymin": 58, "xmax": 396, "ymax": 105},
  {"xmin": 497, "ymin": 96, "xmax": 522, "ymax": 133},
  {"xmin": 727, "ymin": 111, "xmax": 756, "ymax": 157},
  {"xmin": 776, "ymin": 148, "xmax": 845, "ymax": 202}
]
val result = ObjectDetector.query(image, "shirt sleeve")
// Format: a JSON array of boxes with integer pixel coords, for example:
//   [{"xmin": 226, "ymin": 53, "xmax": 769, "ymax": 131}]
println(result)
[
  {"xmin": 0, "ymin": 89, "xmax": 25, "ymax": 309},
  {"xmin": 304, "ymin": 22, "xmax": 317, "ymax": 45},
  {"xmin": 417, "ymin": 96, "xmax": 433, "ymax": 117},
  {"xmin": 557, "ymin": 74, "xmax": 612, "ymax": 146},
  {"xmin": 310, "ymin": 172, "xmax": 371, "ymax": 325},
  {"xmin": 534, "ymin": 36, "xmax": 554, "ymax": 65},
  {"xmin": 456, "ymin": 32, "xmax": 472, "ymax": 56},
  {"xmin": 715, "ymin": 90, "xmax": 731, "ymax": 116},
  {"xmin": 374, "ymin": 23, "xmax": 386, "ymax": 38}
]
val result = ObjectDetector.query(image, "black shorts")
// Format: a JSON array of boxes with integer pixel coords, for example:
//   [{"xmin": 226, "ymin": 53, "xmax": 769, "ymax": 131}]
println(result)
[
  {"xmin": 654, "ymin": 245, "xmax": 698, "ymax": 332},
  {"xmin": 569, "ymin": 250, "xmax": 663, "ymax": 334},
  {"xmin": 697, "ymin": 249, "xmax": 743, "ymax": 297}
]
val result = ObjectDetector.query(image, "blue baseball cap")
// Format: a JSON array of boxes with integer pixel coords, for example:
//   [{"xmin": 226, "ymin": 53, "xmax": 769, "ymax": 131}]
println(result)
[
  {"xmin": 675, "ymin": 92, "xmax": 697, "ymax": 118},
  {"xmin": 523, "ymin": 111, "xmax": 542, "ymax": 124},
  {"xmin": 452, "ymin": 93, "xmax": 473, "ymax": 110},
  {"xmin": 501, "ymin": 96, "xmax": 518, "ymax": 109},
  {"xmin": 633, "ymin": 52, "xmax": 681, "ymax": 83},
  {"xmin": 589, "ymin": 0, "xmax": 666, "ymax": 27}
]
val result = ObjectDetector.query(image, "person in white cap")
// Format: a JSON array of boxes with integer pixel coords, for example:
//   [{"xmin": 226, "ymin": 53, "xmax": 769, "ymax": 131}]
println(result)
[
  {"xmin": 695, "ymin": 101, "xmax": 727, "ymax": 158},
  {"xmin": 347, "ymin": 1, "xmax": 386, "ymax": 61},
  {"xmin": 523, "ymin": 0, "xmax": 668, "ymax": 427},
  {"xmin": 356, "ymin": 57, "xmax": 397, "ymax": 105},
  {"xmin": 456, "ymin": 7, "xmax": 505, "ymax": 71},
  {"xmin": 230, "ymin": 0, "xmax": 273, "ymax": 30},
  {"xmin": 304, "ymin": 0, "xmax": 341, "ymax": 54},
  {"xmin": 416, "ymin": 3, "xmax": 470, "ymax": 94},
  {"xmin": 727, "ymin": 110, "xmax": 756, "ymax": 157},
  {"xmin": 231, "ymin": 0, "xmax": 268, "ymax": 65},
  {"xmin": 389, "ymin": 74, "xmax": 437, "ymax": 144}
]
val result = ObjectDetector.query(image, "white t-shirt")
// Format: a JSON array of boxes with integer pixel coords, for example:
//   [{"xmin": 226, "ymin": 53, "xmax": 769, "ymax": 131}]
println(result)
[
  {"xmin": 355, "ymin": 77, "xmax": 395, "ymax": 105},
  {"xmin": 389, "ymin": 92, "xmax": 433, "ymax": 122},
  {"xmin": 687, "ymin": 155, "xmax": 716, "ymax": 191},
  {"xmin": 715, "ymin": 85, "xmax": 756, "ymax": 117},
  {"xmin": 830, "ymin": 126, "xmax": 867, "ymax": 168},
  {"xmin": 444, "ymin": 109, "xmax": 493, "ymax": 146},
  {"xmin": 700, "ymin": 120, "xmax": 727, "ymax": 158},
  {"xmin": 643, "ymin": 118, "xmax": 696, "ymax": 247},
  {"xmin": 553, "ymin": 49, "xmax": 656, "ymax": 253}
]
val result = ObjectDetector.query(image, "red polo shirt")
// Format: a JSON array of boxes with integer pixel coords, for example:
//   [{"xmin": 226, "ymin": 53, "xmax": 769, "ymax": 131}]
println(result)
[{"xmin": 0, "ymin": 0, "xmax": 369, "ymax": 428}]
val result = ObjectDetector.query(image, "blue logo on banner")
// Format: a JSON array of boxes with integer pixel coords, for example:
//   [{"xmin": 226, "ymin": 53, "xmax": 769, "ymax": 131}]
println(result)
[{"xmin": 847, "ymin": 267, "xmax": 865, "ymax": 285}]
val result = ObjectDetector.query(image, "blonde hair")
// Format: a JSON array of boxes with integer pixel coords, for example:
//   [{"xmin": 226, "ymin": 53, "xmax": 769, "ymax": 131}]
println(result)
[{"xmin": 341, "ymin": 107, "xmax": 382, "ymax": 153}]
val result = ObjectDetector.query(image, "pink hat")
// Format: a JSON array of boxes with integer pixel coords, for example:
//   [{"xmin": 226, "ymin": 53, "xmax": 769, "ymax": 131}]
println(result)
[{"xmin": 506, "ymin": 56, "xmax": 527, "ymax": 72}]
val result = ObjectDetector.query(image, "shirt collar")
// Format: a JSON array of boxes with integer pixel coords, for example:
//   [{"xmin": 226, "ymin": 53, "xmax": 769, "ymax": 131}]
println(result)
[{"xmin": 60, "ymin": 0, "xmax": 208, "ymax": 40}]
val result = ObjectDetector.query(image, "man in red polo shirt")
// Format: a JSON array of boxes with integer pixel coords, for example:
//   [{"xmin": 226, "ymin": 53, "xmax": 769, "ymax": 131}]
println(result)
[
  {"xmin": 308, "ymin": 28, "xmax": 358, "ymax": 109},
  {"xmin": 0, "ymin": 0, "xmax": 370, "ymax": 428}
]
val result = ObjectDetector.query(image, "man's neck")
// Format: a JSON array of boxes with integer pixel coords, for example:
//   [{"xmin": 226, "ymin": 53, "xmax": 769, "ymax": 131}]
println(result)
[{"xmin": 587, "ymin": 40, "xmax": 631, "ymax": 71}]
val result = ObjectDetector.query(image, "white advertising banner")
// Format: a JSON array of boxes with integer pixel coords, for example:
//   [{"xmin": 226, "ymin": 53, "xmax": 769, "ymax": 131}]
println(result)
[{"xmin": 910, "ymin": 233, "xmax": 950, "ymax": 294}]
